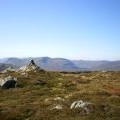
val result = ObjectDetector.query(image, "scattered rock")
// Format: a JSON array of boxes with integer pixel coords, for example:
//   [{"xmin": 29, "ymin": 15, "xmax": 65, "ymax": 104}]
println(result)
[
  {"xmin": 70, "ymin": 100, "xmax": 93, "ymax": 114},
  {"xmin": 54, "ymin": 97, "xmax": 65, "ymax": 101},
  {"xmin": 65, "ymin": 94, "xmax": 73, "ymax": 99},
  {"xmin": 45, "ymin": 98, "xmax": 49, "ymax": 102},
  {"xmin": 52, "ymin": 104, "xmax": 63, "ymax": 110},
  {"xmin": 36, "ymin": 80, "xmax": 46, "ymax": 85}
]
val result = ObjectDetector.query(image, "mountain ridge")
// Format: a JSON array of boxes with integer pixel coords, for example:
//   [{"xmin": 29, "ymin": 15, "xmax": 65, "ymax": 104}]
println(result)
[{"xmin": 0, "ymin": 57, "xmax": 120, "ymax": 71}]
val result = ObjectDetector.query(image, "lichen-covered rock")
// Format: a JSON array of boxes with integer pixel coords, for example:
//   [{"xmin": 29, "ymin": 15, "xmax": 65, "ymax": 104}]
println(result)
[
  {"xmin": 1, "ymin": 67, "xmax": 15, "ymax": 73},
  {"xmin": 18, "ymin": 60, "xmax": 43, "ymax": 72},
  {"xmin": 51, "ymin": 104, "xmax": 63, "ymax": 110},
  {"xmin": 70, "ymin": 100, "xmax": 93, "ymax": 114},
  {"xmin": 0, "ymin": 76, "xmax": 17, "ymax": 89}
]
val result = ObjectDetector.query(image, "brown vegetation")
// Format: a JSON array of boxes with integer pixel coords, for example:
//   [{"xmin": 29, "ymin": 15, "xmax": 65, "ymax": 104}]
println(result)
[{"xmin": 0, "ymin": 71, "xmax": 120, "ymax": 120}]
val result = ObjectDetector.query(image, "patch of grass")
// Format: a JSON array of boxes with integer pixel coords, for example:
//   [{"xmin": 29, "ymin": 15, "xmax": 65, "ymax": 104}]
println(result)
[{"xmin": 0, "ymin": 71, "xmax": 120, "ymax": 119}]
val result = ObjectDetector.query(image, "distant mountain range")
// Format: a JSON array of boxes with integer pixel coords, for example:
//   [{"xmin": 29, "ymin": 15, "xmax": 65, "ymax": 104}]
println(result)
[{"xmin": 0, "ymin": 57, "xmax": 120, "ymax": 71}]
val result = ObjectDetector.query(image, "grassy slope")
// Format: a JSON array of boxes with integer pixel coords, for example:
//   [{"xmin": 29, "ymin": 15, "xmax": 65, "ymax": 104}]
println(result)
[{"xmin": 0, "ymin": 71, "xmax": 120, "ymax": 120}]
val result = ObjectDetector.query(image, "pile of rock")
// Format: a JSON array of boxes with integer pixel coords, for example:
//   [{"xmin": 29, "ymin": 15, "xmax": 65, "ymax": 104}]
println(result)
[{"xmin": 18, "ymin": 60, "xmax": 43, "ymax": 73}]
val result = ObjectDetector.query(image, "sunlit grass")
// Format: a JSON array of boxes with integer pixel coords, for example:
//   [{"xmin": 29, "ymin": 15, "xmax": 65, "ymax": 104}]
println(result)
[{"xmin": 0, "ymin": 71, "xmax": 120, "ymax": 120}]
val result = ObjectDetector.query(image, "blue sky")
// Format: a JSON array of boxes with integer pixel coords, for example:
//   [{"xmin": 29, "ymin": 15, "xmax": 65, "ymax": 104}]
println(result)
[{"xmin": 0, "ymin": 0, "xmax": 120, "ymax": 60}]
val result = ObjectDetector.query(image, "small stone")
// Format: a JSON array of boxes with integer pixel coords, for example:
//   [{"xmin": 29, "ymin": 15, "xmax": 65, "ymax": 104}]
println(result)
[
  {"xmin": 36, "ymin": 80, "xmax": 46, "ymax": 85},
  {"xmin": 52, "ymin": 104, "xmax": 63, "ymax": 110}
]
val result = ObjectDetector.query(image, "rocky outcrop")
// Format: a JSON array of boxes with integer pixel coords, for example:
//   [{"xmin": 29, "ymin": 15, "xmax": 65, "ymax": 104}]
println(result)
[
  {"xmin": 18, "ymin": 60, "xmax": 43, "ymax": 72},
  {"xmin": 1, "ymin": 67, "xmax": 15, "ymax": 73},
  {"xmin": 0, "ymin": 76, "xmax": 17, "ymax": 89}
]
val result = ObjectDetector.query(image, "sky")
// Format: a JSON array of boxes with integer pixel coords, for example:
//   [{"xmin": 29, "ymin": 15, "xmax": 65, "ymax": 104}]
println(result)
[{"xmin": 0, "ymin": 0, "xmax": 120, "ymax": 60}]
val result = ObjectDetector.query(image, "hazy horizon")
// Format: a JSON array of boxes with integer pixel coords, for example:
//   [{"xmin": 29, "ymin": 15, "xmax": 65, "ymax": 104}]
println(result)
[
  {"xmin": 0, "ymin": 0, "xmax": 120, "ymax": 60},
  {"xmin": 0, "ymin": 56, "xmax": 120, "ymax": 61}
]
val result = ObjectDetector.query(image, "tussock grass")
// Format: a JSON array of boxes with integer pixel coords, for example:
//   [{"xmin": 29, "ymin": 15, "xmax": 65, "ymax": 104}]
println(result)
[{"xmin": 0, "ymin": 71, "xmax": 120, "ymax": 120}]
